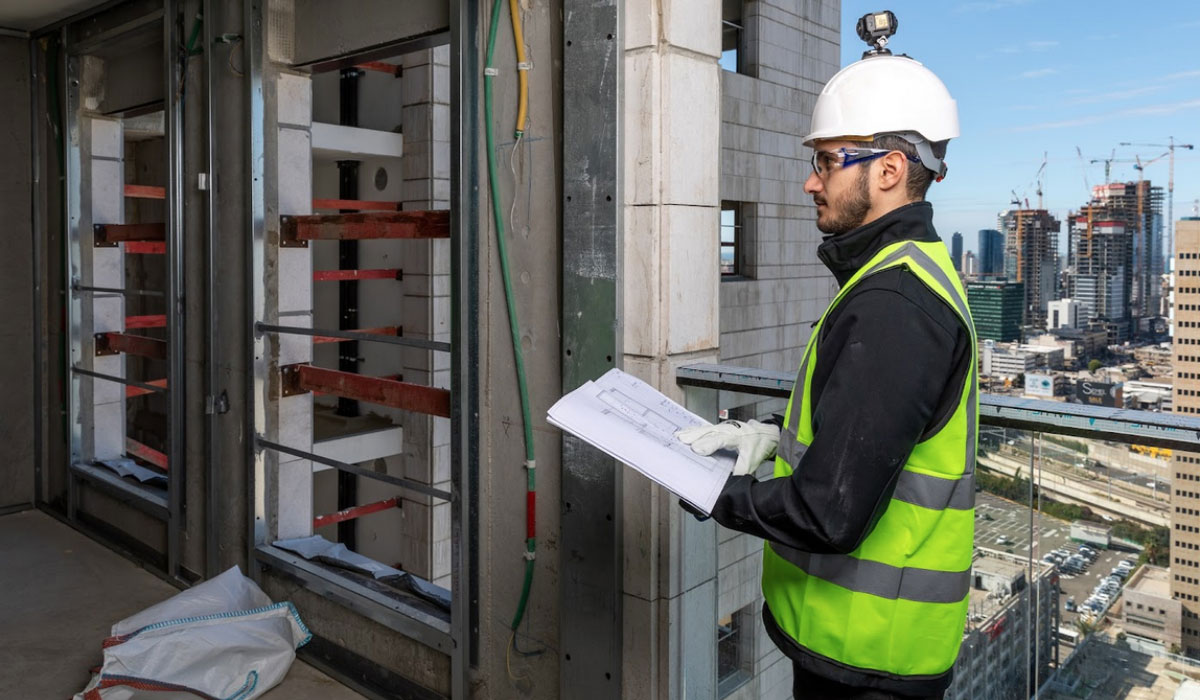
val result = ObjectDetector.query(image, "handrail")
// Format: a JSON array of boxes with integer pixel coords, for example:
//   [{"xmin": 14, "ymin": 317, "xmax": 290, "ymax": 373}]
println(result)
[{"xmin": 676, "ymin": 362, "xmax": 1200, "ymax": 451}]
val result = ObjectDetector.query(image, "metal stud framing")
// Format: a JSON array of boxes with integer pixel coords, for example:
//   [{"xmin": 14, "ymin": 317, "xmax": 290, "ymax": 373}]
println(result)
[{"xmin": 59, "ymin": 1, "xmax": 185, "ymax": 581}]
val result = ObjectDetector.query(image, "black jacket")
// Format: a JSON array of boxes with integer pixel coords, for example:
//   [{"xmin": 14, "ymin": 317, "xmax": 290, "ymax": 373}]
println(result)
[{"xmin": 710, "ymin": 202, "xmax": 972, "ymax": 697}]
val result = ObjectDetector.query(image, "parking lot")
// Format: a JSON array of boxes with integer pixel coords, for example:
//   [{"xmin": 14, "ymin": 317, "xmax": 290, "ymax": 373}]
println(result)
[{"xmin": 974, "ymin": 493, "xmax": 1139, "ymax": 629}]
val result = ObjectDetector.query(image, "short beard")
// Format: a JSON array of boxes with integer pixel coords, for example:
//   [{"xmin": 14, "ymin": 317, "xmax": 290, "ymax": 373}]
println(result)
[{"xmin": 817, "ymin": 166, "xmax": 872, "ymax": 236}]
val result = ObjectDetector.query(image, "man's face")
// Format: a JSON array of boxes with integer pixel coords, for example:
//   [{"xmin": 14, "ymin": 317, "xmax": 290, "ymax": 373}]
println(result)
[{"xmin": 804, "ymin": 140, "xmax": 873, "ymax": 236}]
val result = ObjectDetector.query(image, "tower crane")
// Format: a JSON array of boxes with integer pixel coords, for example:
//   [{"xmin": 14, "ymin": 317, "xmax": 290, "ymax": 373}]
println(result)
[
  {"xmin": 1076, "ymin": 146, "xmax": 1095, "ymax": 258},
  {"xmin": 1121, "ymin": 138, "xmax": 1195, "ymax": 262},
  {"xmin": 1010, "ymin": 190, "xmax": 1025, "ymax": 282},
  {"xmin": 1090, "ymin": 148, "xmax": 1117, "ymax": 186}
]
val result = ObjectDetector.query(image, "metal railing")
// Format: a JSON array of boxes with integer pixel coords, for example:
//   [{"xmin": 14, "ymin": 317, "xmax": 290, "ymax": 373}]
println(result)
[{"xmin": 677, "ymin": 362, "xmax": 1200, "ymax": 699}]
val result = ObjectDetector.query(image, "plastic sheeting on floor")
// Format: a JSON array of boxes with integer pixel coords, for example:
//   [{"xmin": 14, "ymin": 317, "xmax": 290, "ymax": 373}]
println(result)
[
  {"xmin": 73, "ymin": 567, "xmax": 311, "ymax": 700},
  {"xmin": 274, "ymin": 535, "xmax": 451, "ymax": 611}
]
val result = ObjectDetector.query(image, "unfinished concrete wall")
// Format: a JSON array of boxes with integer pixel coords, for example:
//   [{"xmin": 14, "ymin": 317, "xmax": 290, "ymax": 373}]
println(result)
[
  {"xmin": 715, "ymin": 2, "xmax": 840, "ymax": 696},
  {"xmin": 622, "ymin": 0, "xmax": 724, "ymax": 698},
  {"xmin": 0, "ymin": 36, "xmax": 34, "ymax": 510},
  {"xmin": 396, "ymin": 46, "xmax": 452, "ymax": 587},
  {"xmin": 717, "ymin": 2, "xmax": 840, "ymax": 698},
  {"xmin": 474, "ymin": 0, "xmax": 564, "ymax": 696}
]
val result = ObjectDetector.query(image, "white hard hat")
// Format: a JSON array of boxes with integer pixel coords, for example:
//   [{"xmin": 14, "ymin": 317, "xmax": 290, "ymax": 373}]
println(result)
[{"xmin": 803, "ymin": 54, "xmax": 959, "ymax": 147}]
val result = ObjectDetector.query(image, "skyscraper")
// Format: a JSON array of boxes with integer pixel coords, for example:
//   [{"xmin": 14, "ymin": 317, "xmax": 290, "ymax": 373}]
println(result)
[
  {"xmin": 1067, "ymin": 216, "xmax": 1130, "ymax": 342},
  {"xmin": 951, "ymin": 231, "xmax": 963, "ymax": 272},
  {"xmin": 967, "ymin": 280, "xmax": 1024, "ymax": 342},
  {"xmin": 1170, "ymin": 217, "xmax": 1200, "ymax": 656},
  {"xmin": 978, "ymin": 229, "xmax": 1004, "ymax": 276},
  {"xmin": 1089, "ymin": 181, "xmax": 1165, "ymax": 320},
  {"xmin": 1000, "ymin": 209, "xmax": 1061, "ymax": 329}
]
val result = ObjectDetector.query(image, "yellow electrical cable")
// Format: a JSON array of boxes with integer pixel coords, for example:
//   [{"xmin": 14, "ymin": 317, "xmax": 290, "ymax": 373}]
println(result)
[{"xmin": 509, "ymin": 0, "xmax": 529, "ymax": 138}]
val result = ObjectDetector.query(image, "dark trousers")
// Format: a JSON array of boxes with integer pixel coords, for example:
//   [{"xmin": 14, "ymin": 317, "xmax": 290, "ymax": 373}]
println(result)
[{"xmin": 792, "ymin": 662, "xmax": 945, "ymax": 700}]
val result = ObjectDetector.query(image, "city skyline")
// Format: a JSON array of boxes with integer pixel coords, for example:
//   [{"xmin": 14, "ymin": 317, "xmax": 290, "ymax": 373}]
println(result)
[{"xmin": 838, "ymin": 1, "xmax": 1200, "ymax": 259}]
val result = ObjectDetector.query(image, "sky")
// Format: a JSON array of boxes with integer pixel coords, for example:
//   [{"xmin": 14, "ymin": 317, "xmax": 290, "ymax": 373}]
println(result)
[{"xmin": 838, "ymin": 0, "xmax": 1200, "ymax": 257}]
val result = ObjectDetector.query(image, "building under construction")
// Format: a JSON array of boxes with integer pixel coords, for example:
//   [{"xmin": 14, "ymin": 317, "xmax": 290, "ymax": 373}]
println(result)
[
  {"xmin": 0, "ymin": 0, "xmax": 842, "ymax": 698},
  {"xmin": 1093, "ymin": 181, "xmax": 1165, "ymax": 323},
  {"xmin": 1000, "ymin": 208, "xmax": 1060, "ymax": 331},
  {"xmin": 1066, "ymin": 181, "xmax": 1165, "ymax": 343}
]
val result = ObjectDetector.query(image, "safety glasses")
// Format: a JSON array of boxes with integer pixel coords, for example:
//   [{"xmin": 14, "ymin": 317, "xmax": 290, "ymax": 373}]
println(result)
[{"xmin": 810, "ymin": 147, "xmax": 920, "ymax": 177}]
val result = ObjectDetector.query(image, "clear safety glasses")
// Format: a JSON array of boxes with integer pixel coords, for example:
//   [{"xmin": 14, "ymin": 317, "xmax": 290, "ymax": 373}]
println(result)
[{"xmin": 810, "ymin": 147, "xmax": 921, "ymax": 178}]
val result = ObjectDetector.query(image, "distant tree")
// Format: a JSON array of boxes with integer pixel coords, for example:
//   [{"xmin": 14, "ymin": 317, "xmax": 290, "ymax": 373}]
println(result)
[
  {"xmin": 1088, "ymin": 359, "xmax": 1103, "ymax": 373},
  {"xmin": 1013, "ymin": 373, "xmax": 1025, "ymax": 389}
]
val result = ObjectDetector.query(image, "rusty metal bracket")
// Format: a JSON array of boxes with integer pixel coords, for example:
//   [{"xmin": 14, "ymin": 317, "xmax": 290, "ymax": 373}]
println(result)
[
  {"xmin": 94, "ymin": 333, "xmax": 119, "ymax": 356},
  {"xmin": 281, "ymin": 363, "xmax": 308, "ymax": 397},
  {"xmin": 278, "ymin": 216, "xmax": 309, "ymax": 248}
]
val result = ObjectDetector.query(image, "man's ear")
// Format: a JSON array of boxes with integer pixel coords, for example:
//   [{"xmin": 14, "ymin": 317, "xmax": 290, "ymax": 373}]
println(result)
[{"xmin": 876, "ymin": 150, "xmax": 908, "ymax": 194}]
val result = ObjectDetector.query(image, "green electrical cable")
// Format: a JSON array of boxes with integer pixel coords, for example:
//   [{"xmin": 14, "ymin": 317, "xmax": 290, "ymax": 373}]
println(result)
[
  {"xmin": 484, "ymin": 0, "xmax": 538, "ymax": 634},
  {"xmin": 185, "ymin": 11, "xmax": 203, "ymax": 56}
]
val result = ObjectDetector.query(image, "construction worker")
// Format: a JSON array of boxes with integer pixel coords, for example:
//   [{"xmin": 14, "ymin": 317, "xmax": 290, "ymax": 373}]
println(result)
[{"xmin": 677, "ymin": 12, "xmax": 976, "ymax": 700}]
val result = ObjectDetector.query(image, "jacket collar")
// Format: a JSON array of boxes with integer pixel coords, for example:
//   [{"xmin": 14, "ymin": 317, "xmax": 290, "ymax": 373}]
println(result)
[{"xmin": 817, "ymin": 201, "xmax": 941, "ymax": 286}]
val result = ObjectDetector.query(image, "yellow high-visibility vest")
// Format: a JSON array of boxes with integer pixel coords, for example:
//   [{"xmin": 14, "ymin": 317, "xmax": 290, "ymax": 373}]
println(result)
[{"xmin": 763, "ymin": 239, "xmax": 978, "ymax": 678}]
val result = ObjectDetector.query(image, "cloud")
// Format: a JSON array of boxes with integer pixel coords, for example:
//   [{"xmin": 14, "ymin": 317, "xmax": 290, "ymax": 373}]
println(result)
[
  {"xmin": 1011, "ymin": 116, "xmax": 1104, "ymax": 132},
  {"xmin": 1067, "ymin": 85, "xmax": 1167, "ymax": 105},
  {"xmin": 956, "ymin": 0, "xmax": 1036, "ymax": 12},
  {"xmin": 1018, "ymin": 68, "xmax": 1057, "ymax": 79},
  {"xmin": 1010, "ymin": 98, "xmax": 1200, "ymax": 132},
  {"xmin": 1122, "ymin": 98, "xmax": 1200, "ymax": 117},
  {"xmin": 1159, "ymin": 69, "xmax": 1200, "ymax": 82},
  {"xmin": 993, "ymin": 39, "xmax": 1059, "ymax": 55}
]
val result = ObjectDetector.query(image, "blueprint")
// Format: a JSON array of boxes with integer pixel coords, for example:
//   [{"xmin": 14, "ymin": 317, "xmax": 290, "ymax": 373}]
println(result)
[{"xmin": 548, "ymin": 368, "xmax": 734, "ymax": 514}]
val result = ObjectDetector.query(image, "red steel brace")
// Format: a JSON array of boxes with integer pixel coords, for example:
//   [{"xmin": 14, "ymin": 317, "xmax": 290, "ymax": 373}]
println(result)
[
  {"xmin": 282, "ymin": 364, "xmax": 450, "ymax": 418},
  {"xmin": 355, "ymin": 61, "xmax": 402, "ymax": 76},
  {"xmin": 94, "ymin": 223, "xmax": 166, "ymax": 246},
  {"xmin": 125, "ymin": 241, "xmax": 166, "ymax": 254},
  {"xmin": 312, "ymin": 198, "xmax": 401, "ymax": 211},
  {"xmin": 126, "ymin": 437, "xmax": 168, "ymax": 471},
  {"xmin": 313, "ymin": 497, "xmax": 400, "ymax": 529},
  {"xmin": 125, "ymin": 314, "xmax": 166, "ymax": 329},
  {"xmin": 312, "ymin": 268, "xmax": 402, "ymax": 282},
  {"xmin": 280, "ymin": 210, "xmax": 450, "ymax": 247},
  {"xmin": 123, "ymin": 184, "xmax": 166, "ymax": 199},
  {"xmin": 96, "ymin": 332, "xmax": 168, "ymax": 360},
  {"xmin": 126, "ymin": 379, "xmax": 168, "ymax": 398},
  {"xmin": 312, "ymin": 326, "xmax": 401, "ymax": 344}
]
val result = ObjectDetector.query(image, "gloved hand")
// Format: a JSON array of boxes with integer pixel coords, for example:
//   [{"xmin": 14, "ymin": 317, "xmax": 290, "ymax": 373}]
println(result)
[{"xmin": 676, "ymin": 419, "xmax": 779, "ymax": 476}]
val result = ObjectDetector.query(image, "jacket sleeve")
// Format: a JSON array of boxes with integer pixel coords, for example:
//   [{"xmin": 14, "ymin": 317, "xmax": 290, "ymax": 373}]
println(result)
[{"xmin": 708, "ymin": 282, "xmax": 963, "ymax": 554}]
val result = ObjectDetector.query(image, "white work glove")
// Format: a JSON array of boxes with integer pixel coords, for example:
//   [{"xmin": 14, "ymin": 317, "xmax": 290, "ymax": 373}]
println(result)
[{"xmin": 676, "ymin": 419, "xmax": 779, "ymax": 477}]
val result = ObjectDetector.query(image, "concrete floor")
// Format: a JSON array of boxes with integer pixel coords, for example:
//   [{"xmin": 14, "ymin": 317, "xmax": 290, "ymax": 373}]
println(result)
[{"xmin": 0, "ymin": 509, "xmax": 365, "ymax": 699}]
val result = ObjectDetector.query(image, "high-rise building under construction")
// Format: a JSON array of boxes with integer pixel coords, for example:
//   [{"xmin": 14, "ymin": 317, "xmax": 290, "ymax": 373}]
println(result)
[
  {"xmin": 1066, "ymin": 182, "xmax": 1165, "ymax": 342},
  {"xmin": 1067, "ymin": 217, "xmax": 1131, "ymax": 342},
  {"xmin": 1000, "ymin": 209, "xmax": 1060, "ymax": 329},
  {"xmin": 1093, "ymin": 181, "xmax": 1165, "ymax": 320}
]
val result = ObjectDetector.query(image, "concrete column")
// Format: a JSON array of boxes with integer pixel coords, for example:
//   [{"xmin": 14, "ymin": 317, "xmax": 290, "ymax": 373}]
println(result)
[
  {"xmin": 622, "ymin": 1, "xmax": 723, "ymax": 697},
  {"xmin": 266, "ymin": 68, "xmax": 315, "ymax": 541},
  {"xmin": 398, "ymin": 45, "xmax": 452, "ymax": 586},
  {"xmin": 80, "ymin": 114, "xmax": 126, "ymax": 461}
]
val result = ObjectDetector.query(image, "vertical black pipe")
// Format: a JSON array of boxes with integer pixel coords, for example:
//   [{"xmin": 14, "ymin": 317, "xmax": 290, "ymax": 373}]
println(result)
[{"xmin": 336, "ymin": 67, "xmax": 360, "ymax": 548}]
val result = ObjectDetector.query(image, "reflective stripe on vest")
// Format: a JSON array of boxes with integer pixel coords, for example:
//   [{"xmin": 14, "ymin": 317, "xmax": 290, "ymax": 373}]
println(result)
[
  {"xmin": 779, "ymin": 433, "xmax": 975, "ymax": 511},
  {"xmin": 768, "ymin": 542, "xmax": 971, "ymax": 604}
]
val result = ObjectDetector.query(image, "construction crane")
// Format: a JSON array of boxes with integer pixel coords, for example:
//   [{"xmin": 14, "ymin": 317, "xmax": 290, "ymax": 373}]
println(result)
[
  {"xmin": 1095, "ymin": 152, "xmax": 1169, "ymax": 308},
  {"xmin": 1076, "ymin": 146, "xmax": 1095, "ymax": 258},
  {"xmin": 1121, "ymin": 137, "xmax": 1195, "ymax": 261},
  {"xmin": 1035, "ymin": 151, "xmax": 1047, "ymax": 210},
  {"xmin": 1010, "ymin": 190, "xmax": 1024, "ymax": 282},
  {"xmin": 1090, "ymin": 148, "xmax": 1117, "ymax": 185}
]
